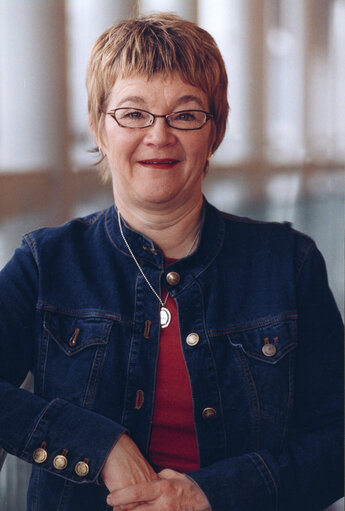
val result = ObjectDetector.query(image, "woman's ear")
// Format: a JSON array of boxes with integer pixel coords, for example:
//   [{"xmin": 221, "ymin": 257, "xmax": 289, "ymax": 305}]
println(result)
[
  {"xmin": 208, "ymin": 123, "xmax": 216, "ymax": 158},
  {"xmin": 89, "ymin": 114, "xmax": 105, "ymax": 154},
  {"xmin": 88, "ymin": 114, "xmax": 98, "ymax": 144}
]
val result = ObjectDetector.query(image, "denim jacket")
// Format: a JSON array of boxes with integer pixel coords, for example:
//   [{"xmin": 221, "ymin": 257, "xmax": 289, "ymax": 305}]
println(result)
[{"xmin": 0, "ymin": 199, "xmax": 343, "ymax": 511}]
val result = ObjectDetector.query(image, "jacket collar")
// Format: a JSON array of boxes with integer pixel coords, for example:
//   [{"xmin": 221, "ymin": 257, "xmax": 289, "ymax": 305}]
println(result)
[{"xmin": 105, "ymin": 197, "xmax": 225, "ymax": 292}]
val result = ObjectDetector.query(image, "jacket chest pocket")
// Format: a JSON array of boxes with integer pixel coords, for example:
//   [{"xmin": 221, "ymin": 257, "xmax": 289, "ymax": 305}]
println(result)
[
  {"xmin": 228, "ymin": 319, "xmax": 297, "ymax": 423},
  {"xmin": 38, "ymin": 312, "xmax": 113, "ymax": 408}
]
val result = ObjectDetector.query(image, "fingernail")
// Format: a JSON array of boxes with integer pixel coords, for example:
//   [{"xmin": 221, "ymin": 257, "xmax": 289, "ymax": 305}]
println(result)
[{"xmin": 106, "ymin": 495, "xmax": 112, "ymax": 505}]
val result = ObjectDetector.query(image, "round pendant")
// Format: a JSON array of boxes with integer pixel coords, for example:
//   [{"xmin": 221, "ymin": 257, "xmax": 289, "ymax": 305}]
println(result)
[{"xmin": 160, "ymin": 306, "xmax": 171, "ymax": 328}]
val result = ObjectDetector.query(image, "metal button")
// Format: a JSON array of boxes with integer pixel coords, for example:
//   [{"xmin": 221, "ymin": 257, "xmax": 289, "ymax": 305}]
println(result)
[
  {"xmin": 202, "ymin": 407, "xmax": 217, "ymax": 420},
  {"xmin": 186, "ymin": 332, "xmax": 200, "ymax": 346},
  {"xmin": 75, "ymin": 461, "xmax": 90, "ymax": 477},
  {"xmin": 33, "ymin": 447, "xmax": 48, "ymax": 464},
  {"xmin": 166, "ymin": 271, "xmax": 180, "ymax": 286},
  {"xmin": 262, "ymin": 344, "xmax": 277, "ymax": 357},
  {"xmin": 53, "ymin": 454, "xmax": 68, "ymax": 470}
]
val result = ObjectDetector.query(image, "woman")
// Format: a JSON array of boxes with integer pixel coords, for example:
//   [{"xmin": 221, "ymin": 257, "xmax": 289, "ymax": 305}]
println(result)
[{"xmin": 0, "ymin": 13, "xmax": 343, "ymax": 511}]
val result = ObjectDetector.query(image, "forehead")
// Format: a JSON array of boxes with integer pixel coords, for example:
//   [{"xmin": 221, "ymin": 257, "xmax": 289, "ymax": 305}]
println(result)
[{"xmin": 107, "ymin": 73, "xmax": 209, "ymax": 110}]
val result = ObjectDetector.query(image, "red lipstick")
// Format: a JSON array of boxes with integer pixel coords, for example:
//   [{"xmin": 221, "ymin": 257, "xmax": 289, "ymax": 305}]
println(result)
[{"xmin": 138, "ymin": 158, "xmax": 179, "ymax": 169}]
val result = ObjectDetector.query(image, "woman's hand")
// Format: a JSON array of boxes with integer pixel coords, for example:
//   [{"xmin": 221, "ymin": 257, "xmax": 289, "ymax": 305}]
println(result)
[
  {"xmin": 102, "ymin": 433, "xmax": 158, "ymax": 496},
  {"xmin": 106, "ymin": 468, "xmax": 211, "ymax": 511}
]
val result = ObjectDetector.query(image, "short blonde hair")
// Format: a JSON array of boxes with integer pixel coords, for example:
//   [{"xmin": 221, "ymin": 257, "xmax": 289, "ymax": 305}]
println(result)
[{"xmin": 86, "ymin": 13, "xmax": 229, "ymax": 179}]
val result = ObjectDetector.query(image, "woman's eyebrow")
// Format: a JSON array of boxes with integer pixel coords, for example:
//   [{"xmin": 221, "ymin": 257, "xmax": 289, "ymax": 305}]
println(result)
[
  {"xmin": 116, "ymin": 94, "xmax": 206, "ymax": 109},
  {"xmin": 116, "ymin": 95, "xmax": 146, "ymax": 107},
  {"xmin": 174, "ymin": 95, "xmax": 205, "ymax": 109}
]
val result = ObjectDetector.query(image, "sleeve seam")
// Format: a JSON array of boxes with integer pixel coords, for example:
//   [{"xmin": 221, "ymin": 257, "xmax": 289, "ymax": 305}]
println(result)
[
  {"xmin": 248, "ymin": 452, "xmax": 278, "ymax": 511},
  {"xmin": 23, "ymin": 233, "xmax": 39, "ymax": 266},
  {"xmin": 296, "ymin": 241, "xmax": 315, "ymax": 282},
  {"xmin": 22, "ymin": 397, "xmax": 65, "ymax": 455}
]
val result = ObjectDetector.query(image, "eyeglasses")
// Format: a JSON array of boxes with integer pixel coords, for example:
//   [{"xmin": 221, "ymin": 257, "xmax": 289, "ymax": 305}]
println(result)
[{"xmin": 106, "ymin": 107, "xmax": 213, "ymax": 130}]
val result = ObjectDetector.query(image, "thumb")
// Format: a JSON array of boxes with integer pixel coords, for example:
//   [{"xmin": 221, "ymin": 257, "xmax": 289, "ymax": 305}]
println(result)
[{"xmin": 158, "ymin": 468, "xmax": 185, "ymax": 480}]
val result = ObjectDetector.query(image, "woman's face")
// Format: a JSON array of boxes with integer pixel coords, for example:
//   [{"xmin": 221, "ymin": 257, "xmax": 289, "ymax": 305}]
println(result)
[{"xmin": 99, "ymin": 73, "xmax": 214, "ymax": 212}]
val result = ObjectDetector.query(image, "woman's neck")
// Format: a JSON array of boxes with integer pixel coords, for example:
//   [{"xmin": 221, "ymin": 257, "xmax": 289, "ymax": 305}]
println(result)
[{"xmin": 116, "ymin": 196, "xmax": 203, "ymax": 259}]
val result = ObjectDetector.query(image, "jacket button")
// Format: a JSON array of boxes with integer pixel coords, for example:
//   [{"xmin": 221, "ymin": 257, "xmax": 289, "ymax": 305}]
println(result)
[
  {"xmin": 33, "ymin": 447, "xmax": 48, "ymax": 464},
  {"xmin": 262, "ymin": 344, "xmax": 277, "ymax": 357},
  {"xmin": 53, "ymin": 454, "xmax": 68, "ymax": 470},
  {"xmin": 186, "ymin": 333, "xmax": 200, "ymax": 346},
  {"xmin": 75, "ymin": 461, "xmax": 90, "ymax": 477},
  {"xmin": 202, "ymin": 407, "xmax": 217, "ymax": 420},
  {"xmin": 166, "ymin": 271, "xmax": 180, "ymax": 286}
]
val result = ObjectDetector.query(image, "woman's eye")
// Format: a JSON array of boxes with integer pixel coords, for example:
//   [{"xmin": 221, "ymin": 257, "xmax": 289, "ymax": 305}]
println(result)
[
  {"xmin": 124, "ymin": 110, "xmax": 144, "ymax": 119},
  {"xmin": 176, "ymin": 112, "xmax": 195, "ymax": 121}
]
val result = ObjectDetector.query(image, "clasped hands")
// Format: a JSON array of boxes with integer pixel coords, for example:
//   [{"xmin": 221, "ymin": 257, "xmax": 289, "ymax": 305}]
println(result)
[{"xmin": 102, "ymin": 433, "xmax": 211, "ymax": 511}]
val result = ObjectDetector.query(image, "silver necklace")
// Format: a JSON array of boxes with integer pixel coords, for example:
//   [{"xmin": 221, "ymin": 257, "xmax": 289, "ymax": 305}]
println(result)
[{"xmin": 117, "ymin": 209, "xmax": 199, "ymax": 328}]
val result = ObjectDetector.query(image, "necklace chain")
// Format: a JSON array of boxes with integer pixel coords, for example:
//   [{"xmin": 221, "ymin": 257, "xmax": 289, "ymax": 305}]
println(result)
[{"xmin": 117, "ymin": 209, "xmax": 199, "ymax": 308}]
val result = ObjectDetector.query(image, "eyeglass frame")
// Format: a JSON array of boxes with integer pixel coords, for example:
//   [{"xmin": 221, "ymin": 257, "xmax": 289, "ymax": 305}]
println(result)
[{"xmin": 105, "ymin": 107, "xmax": 214, "ymax": 131}]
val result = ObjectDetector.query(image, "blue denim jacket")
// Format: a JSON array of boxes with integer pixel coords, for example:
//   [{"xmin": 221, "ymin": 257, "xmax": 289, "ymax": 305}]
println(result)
[{"xmin": 0, "ymin": 199, "xmax": 343, "ymax": 511}]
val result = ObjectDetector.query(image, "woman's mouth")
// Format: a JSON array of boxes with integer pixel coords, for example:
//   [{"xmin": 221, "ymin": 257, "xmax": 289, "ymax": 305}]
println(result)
[{"xmin": 138, "ymin": 159, "xmax": 180, "ymax": 169}]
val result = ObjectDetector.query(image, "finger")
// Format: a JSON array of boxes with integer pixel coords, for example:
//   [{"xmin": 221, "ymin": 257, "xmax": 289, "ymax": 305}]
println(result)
[
  {"xmin": 115, "ymin": 504, "xmax": 155, "ymax": 511},
  {"xmin": 112, "ymin": 505, "xmax": 142, "ymax": 511},
  {"xmin": 112, "ymin": 504, "xmax": 141, "ymax": 511},
  {"xmin": 107, "ymin": 481, "xmax": 161, "ymax": 507}
]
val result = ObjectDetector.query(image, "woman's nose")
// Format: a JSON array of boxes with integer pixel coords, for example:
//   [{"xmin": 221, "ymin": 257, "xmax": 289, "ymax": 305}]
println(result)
[{"xmin": 143, "ymin": 117, "xmax": 176, "ymax": 146}]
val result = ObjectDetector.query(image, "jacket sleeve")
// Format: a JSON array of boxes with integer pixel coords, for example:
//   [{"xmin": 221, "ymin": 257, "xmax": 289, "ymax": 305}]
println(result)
[
  {"xmin": 0, "ymin": 242, "xmax": 127, "ymax": 484},
  {"xmin": 188, "ymin": 241, "xmax": 344, "ymax": 511}
]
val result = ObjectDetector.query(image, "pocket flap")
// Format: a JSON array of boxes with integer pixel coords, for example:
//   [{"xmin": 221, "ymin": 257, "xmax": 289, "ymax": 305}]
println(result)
[
  {"xmin": 43, "ymin": 313, "xmax": 112, "ymax": 356},
  {"xmin": 228, "ymin": 319, "xmax": 297, "ymax": 365}
]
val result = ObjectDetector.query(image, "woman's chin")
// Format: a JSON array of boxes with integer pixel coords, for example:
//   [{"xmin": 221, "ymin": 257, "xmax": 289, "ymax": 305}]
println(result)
[{"xmin": 134, "ymin": 184, "xmax": 186, "ymax": 207}]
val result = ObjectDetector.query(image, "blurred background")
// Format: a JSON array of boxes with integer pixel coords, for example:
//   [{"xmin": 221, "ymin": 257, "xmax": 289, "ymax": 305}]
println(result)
[{"xmin": 0, "ymin": 0, "xmax": 344, "ymax": 509}]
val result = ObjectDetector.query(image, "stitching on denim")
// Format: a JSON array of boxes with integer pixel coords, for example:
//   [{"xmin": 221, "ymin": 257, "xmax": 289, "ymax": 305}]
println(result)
[
  {"xmin": 280, "ymin": 351, "xmax": 295, "ymax": 450},
  {"xmin": 240, "ymin": 342, "xmax": 297, "ymax": 365},
  {"xmin": 170, "ymin": 219, "xmax": 226, "ymax": 297},
  {"xmin": 287, "ymin": 350, "xmax": 295, "ymax": 410},
  {"xmin": 82, "ymin": 319, "xmax": 113, "ymax": 405},
  {"xmin": 37, "ymin": 301, "xmax": 130, "ymax": 325},
  {"xmin": 38, "ymin": 312, "xmax": 49, "ymax": 395},
  {"xmin": 44, "ymin": 320, "xmax": 111, "ymax": 353},
  {"xmin": 233, "ymin": 346, "xmax": 262, "ymax": 445},
  {"xmin": 57, "ymin": 479, "xmax": 72, "ymax": 511},
  {"xmin": 249, "ymin": 452, "xmax": 279, "ymax": 510},
  {"xmin": 121, "ymin": 273, "xmax": 140, "ymax": 425},
  {"xmin": 83, "ymin": 343, "xmax": 107, "ymax": 407},
  {"xmin": 23, "ymin": 233, "xmax": 39, "ymax": 265},
  {"xmin": 105, "ymin": 212, "xmax": 138, "ymax": 258},
  {"xmin": 231, "ymin": 332, "xmax": 294, "ymax": 424},
  {"xmin": 207, "ymin": 311, "xmax": 298, "ymax": 336},
  {"xmin": 296, "ymin": 241, "xmax": 315, "ymax": 282},
  {"xmin": 196, "ymin": 279, "xmax": 228, "ymax": 459},
  {"xmin": 105, "ymin": 207, "xmax": 157, "ymax": 264},
  {"xmin": 23, "ymin": 398, "xmax": 65, "ymax": 455},
  {"xmin": 75, "ymin": 209, "xmax": 104, "ymax": 225},
  {"xmin": 234, "ymin": 349, "xmax": 261, "ymax": 446}
]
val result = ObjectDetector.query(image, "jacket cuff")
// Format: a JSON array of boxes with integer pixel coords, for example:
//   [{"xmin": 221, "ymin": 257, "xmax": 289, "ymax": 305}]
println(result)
[
  {"xmin": 188, "ymin": 452, "xmax": 278, "ymax": 511},
  {"xmin": 21, "ymin": 397, "xmax": 127, "ymax": 484}
]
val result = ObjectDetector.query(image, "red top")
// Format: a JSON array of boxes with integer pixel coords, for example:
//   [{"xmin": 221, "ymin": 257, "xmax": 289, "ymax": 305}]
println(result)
[{"xmin": 148, "ymin": 289, "xmax": 199, "ymax": 472}]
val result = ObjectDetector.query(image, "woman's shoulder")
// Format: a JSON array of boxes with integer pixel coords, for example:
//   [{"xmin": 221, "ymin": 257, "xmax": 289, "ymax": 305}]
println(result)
[
  {"xmin": 206, "ymin": 202, "xmax": 317, "ymax": 275},
  {"xmin": 216, "ymin": 206, "xmax": 315, "ymax": 249},
  {"xmin": 24, "ymin": 207, "xmax": 110, "ymax": 240},
  {"xmin": 21, "ymin": 207, "xmax": 113, "ymax": 262}
]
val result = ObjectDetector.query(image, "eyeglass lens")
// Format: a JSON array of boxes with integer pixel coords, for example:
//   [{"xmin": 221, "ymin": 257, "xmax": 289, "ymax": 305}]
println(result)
[{"xmin": 113, "ymin": 108, "xmax": 209, "ymax": 129}]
